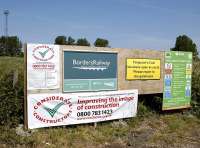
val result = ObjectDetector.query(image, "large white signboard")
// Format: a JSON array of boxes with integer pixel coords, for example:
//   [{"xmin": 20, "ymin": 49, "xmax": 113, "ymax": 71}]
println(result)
[
  {"xmin": 27, "ymin": 44, "xmax": 60, "ymax": 90},
  {"xmin": 27, "ymin": 90, "xmax": 138, "ymax": 129}
]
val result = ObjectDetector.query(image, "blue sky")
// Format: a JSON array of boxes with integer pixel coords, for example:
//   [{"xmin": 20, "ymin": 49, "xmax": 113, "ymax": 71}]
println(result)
[{"xmin": 1, "ymin": 0, "xmax": 200, "ymax": 51}]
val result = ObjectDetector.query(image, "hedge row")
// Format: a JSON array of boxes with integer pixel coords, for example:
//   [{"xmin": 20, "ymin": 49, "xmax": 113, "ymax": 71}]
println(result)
[
  {"xmin": 191, "ymin": 58, "xmax": 200, "ymax": 117},
  {"xmin": 0, "ymin": 70, "xmax": 24, "ymax": 126}
]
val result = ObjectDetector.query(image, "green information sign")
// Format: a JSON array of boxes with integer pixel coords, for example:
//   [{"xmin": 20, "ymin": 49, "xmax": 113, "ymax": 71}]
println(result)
[{"xmin": 163, "ymin": 51, "xmax": 192, "ymax": 110}]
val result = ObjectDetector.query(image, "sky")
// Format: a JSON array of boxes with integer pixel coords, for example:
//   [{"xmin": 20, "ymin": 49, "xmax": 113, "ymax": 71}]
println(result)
[{"xmin": 1, "ymin": 0, "xmax": 200, "ymax": 51}]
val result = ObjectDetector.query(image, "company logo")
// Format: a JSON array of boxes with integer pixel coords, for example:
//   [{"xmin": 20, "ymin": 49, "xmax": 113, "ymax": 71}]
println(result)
[
  {"xmin": 43, "ymin": 102, "xmax": 65, "ymax": 117},
  {"xmin": 32, "ymin": 45, "xmax": 55, "ymax": 61},
  {"xmin": 33, "ymin": 96, "xmax": 72, "ymax": 124},
  {"xmin": 72, "ymin": 59, "xmax": 110, "ymax": 71}
]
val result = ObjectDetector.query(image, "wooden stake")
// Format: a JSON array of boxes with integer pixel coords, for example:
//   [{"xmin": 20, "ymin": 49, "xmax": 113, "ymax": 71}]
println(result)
[
  {"xmin": 94, "ymin": 122, "xmax": 97, "ymax": 129},
  {"xmin": 24, "ymin": 43, "xmax": 28, "ymax": 130},
  {"xmin": 13, "ymin": 70, "xmax": 18, "ymax": 88}
]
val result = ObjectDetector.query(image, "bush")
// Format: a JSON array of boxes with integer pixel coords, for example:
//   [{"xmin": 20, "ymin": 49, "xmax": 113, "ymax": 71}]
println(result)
[
  {"xmin": 138, "ymin": 94, "xmax": 162, "ymax": 113},
  {"xmin": 191, "ymin": 58, "xmax": 200, "ymax": 117},
  {"xmin": 0, "ymin": 70, "xmax": 24, "ymax": 126}
]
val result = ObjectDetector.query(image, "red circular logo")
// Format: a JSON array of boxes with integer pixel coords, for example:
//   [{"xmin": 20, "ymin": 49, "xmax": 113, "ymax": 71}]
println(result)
[
  {"xmin": 32, "ymin": 45, "xmax": 54, "ymax": 61},
  {"xmin": 33, "ymin": 96, "xmax": 72, "ymax": 124}
]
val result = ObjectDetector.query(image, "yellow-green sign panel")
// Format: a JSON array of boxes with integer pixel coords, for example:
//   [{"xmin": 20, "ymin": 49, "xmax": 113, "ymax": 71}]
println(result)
[{"xmin": 163, "ymin": 51, "xmax": 192, "ymax": 110}]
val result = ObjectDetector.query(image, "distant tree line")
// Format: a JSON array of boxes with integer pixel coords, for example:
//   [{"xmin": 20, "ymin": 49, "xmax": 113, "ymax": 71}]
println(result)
[
  {"xmin": 0, "ymin": 35, "xmax": 110, "ymax": 57},
  {"xmin": 0, "ymin": 34, "xmax": 199, "ymax": 57},
  {"xmin": 0, "ymin": 36, "xmax": 23, "ymax": 56},
  {"xmin": 54, "ymin": 36, "xmax": 110, "ymax": 47}
]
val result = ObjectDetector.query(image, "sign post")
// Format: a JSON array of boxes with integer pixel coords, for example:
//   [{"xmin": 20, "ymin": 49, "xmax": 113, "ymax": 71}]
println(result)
[
  {"xmin": 27, "ymin": 90, "xmax": 138, "ymax": 129},
  {"xmin": 27, "ymin": 44, "xmax": 60, "ymax": 90},
  {"xmin": 24, "ymin": 44, "xmax": 28, "ymax": 130},
  {"xmin": 126, "ymin": 58, "xmax": 160, "ymax": 80},
  {"xmin": 63, "ymin": 51, "xmax": 117, "ymax": 92},
  {"xmin": 163, "ymin": 51, "xmax": 192, "ymax": 110},
  {"xmin": 25, "ymin": 44, "xmax": 140, "ymax": 129}
]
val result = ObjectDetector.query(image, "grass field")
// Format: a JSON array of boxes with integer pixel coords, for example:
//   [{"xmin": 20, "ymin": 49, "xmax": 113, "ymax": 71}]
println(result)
[
  {"xmin": 0, "ymin": 57, "xmax": 200, "ymax": 148},
  {"xmin": 0, "ymin": 56, "xmax": 24, "ymax": 77},
  {"xmin": 0, "ymin": 113, "xmax": 200, "ymax": 148}
]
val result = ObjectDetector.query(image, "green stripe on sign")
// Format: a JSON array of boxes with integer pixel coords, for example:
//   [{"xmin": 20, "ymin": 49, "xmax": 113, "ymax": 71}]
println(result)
[
  {"xmin": 91, "ymin": 79, "xmax": 117, "ymax": 90},
  {"xmin": 63, "ymin": 79, "xmax": 117, "ymax": 92},
  {"xmin": 64, "ymin": 79, "xmax": 90, "ymax": 92}
]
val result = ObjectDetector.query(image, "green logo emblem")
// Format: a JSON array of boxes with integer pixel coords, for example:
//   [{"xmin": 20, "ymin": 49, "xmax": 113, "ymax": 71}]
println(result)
[
  {"xmin": 39, "ymin": 49, "xmax": 49, "ymax": 58},
  {"xmin": 43, "ymin": 102, "xmax": 65, "ymax": 117}
]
